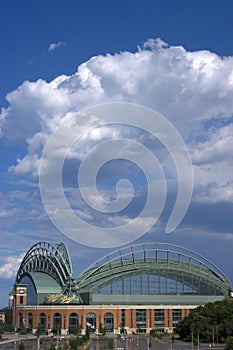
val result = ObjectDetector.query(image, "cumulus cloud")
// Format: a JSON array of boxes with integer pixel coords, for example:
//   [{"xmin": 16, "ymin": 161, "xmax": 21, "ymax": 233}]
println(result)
[
  {"xmin": 192, "ymin": 123, "xmax": 233, "ymax": 203},
  {"xmin": 192, "ymin": 124, "xmax": 233, "ymax": 165},
  {"xmin": 0, "ymin": 38, "xmax": 233, "ymax": 245},
  {"xmin": 1, "ymin": 38, "xmax": 233, "ymax": 143},
  {"xmin": 48, "ymin": 41, "xmax": 66, "ymax": 52},
  {"xmin": 0, "ymin": 254, "xmax": 24, "ymax": 279}
]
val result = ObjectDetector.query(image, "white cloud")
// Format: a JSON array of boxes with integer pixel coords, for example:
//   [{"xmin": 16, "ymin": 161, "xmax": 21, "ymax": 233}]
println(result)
[
  {"xmin": 9, "ymin": 154, "xmax": 41, "ymax": 176},
  {"xmin": 0, "ymin": 254, "xmax": 24, "ymax": 279},
  {"xmin": 0, "ymin": 38, "xmax": 233, "ymax": 245},
  {"xmin": 0, "ymin": 208, "xmax": 16, "ymax": 218},
  {"xmin": 2, "ymin": 38, "xmax": 233, "ymax": 144},
  {"xmin": 192, "ymin": 124, "xmax": 233, "ymax": 165},
  {"xmin": 48, "ymin": 41, "xmax": 66, "ymax": 52},
  {"xmin": 192, "ymin": 124, "xmax": 233, "ymax": 203}
]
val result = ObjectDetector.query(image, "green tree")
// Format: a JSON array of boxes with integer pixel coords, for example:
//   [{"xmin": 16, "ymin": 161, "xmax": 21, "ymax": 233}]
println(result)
[
  {"xmin": 35, "ymin": 323, "xmax": 44, "ymax": 337},
  {"xmin": 99, "ymin": 322, "xmax": 106, "ymax": 335},
  {"xmin": 176, "ymin": 297, "xmax": 233, "ymax": 343},
  {"xmin": 225, "ymin": 336, "xmax": 233, "ymax": 350},
  {"xmin": 108, "ymin": 339, "xmax": 114, "ymax": 349},
  {"xmin": 18, "ymin": 343, "xmax": 25, "ymax": 350},
  {"xmin": 35, "ymin": 323, "xmax": 44, "ymax": 350},
  {"xmin": 49, "ymin": 344, "xmax": 56, "ymax": 350},
  {"xmin": 19, "ymin": 324, "xmax": 26, "ymax": 335},
  {"xmin": 62, "ymin": 343, "xmax": 69, "ymax": 350},
  {"xmin": 82, "ymin": 332, "xmax": 90, "ymax": 342},
  {"xmin": 69, "ymin": 338, "xmax": 78, "ymax": 350}
]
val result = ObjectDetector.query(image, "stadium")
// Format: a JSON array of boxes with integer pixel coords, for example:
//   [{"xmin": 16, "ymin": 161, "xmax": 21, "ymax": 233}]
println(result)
[{"xmin": 11, "ymin": 241, "xmax": 231, "ymax": 335}]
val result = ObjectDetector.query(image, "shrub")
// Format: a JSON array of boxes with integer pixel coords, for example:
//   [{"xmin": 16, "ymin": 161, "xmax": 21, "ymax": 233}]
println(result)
[
  {"xmin": 108, "ymin": 339, "xmax": 114, "ymax": 349},
  {"xmin": 18, "ymin": 343, "xmax": 25, "ymax": 350}
]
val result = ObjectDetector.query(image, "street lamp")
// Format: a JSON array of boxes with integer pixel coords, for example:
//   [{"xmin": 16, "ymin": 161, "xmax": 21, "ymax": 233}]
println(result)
[
  {"xmin": 212, "ymin": 327, "xmax": 215, "ymax": 348},
  {"xmin": 191, "ymin": 329, "xmax": 194, "ymax": 350},
  {"xmin": 147, "ymin": 334, "xmax": 150, "ymax": 350},
  {"xmin": 192, "ymin": 328, "xmax": 200, "ymax": 350}
]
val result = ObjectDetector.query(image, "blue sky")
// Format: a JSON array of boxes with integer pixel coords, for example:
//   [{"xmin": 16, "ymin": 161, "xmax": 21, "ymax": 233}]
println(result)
[{"xmin": 0, "ymin": 0, "xmax": 233, "ymax": 307}]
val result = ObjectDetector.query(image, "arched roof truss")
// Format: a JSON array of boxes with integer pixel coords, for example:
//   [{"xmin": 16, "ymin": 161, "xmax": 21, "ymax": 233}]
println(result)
[
  {"xmin": 76, "ymin": 242, "xmax": 230, "ymax": 296},
  {"xmin": 16, "ymin": 242, "xmax": 73, "ymax": 288}
]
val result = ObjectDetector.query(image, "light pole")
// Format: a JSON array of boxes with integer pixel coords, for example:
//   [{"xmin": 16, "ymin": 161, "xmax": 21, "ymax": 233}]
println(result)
[
  {"xmin": 37, "ymin": 336, "xmax": 40, "ymax": 350},
  {"xmin": 212, "ymin": 327, "xmax": 215, "ymax": 348},
  {"xmin": 147, "ymin": 333, "xmax": 150, "ymax": 350}
]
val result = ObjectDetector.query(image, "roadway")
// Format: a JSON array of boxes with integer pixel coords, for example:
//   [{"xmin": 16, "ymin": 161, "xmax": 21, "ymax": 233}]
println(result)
[
  {"xmin": 0, "ymin": 334, "xmax": 225, "ymax": 350},
  {"xmin": 86, "ymin": 335, "xmax": 225, "ymax": 350}
]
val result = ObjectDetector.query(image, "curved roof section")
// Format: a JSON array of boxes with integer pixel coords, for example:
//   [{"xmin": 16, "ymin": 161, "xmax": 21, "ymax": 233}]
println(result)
[
  {"xmin": 20, "ymin": 272, "xmax": 62, "ymax": 294},
  {"xmin": 16, "ymin": 241, "xmax": 73, "ymax": 288},
  {"xmin": 76, "ymin": 242, "xmax": 231, "ymax": 295}
]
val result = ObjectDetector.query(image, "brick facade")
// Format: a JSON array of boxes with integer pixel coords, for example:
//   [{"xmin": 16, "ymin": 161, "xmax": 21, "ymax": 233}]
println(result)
[{"xmin": 14, "ymin": 303, "xmax": 196, "ymax": 334}]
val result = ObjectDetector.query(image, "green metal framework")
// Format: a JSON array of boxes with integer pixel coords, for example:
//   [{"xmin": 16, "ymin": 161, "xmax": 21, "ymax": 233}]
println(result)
[
  {"xmin": 16, "ymin": 241, "xmax": 73, "ymax": 288},
  {"xmin": 15, "ymin": 241, "xmax": 231, "ymax": 306},
  {"xmin": 76, "ymin": 242, "xmax": 230, "ymax": 296}
]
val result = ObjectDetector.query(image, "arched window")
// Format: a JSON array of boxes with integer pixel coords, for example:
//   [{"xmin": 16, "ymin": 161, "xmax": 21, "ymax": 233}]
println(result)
[
  {"xmin": 53, "ymin": 313, "xmax": 62, "ymax": 333},
  {"xmin": 28, "ymin": 313, "xmax": 33, "ymax": 331},
  {"xmin": 39, "ymin": 313, "xmax": 46, "ymax": 330},
  {"xmin": 69, "ymin": 313, "xmax": 79, "ymax": 334},
  {"xmin": 104, "ymin": 313, "xmax": 114, "ymax": 333},
  {"xmin": 86, "ymin": 313, "xmax": 96, "ymax": 333},
  {"xmin": 19, "ymin": 313, "xmax": 24, "ymax": 328}
]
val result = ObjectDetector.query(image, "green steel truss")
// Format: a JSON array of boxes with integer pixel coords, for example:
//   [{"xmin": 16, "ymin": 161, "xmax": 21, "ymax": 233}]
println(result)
[
  {"xmin": 16, "ymin": 241, "xmax": 73, "ymax": 288},
  {"xmin": 16, "ymin": 241, "xmax": 231, "ymax": 303},
  {"xmin": 76, "ymin": 242, "xmax": 230, "ymax": 296}
]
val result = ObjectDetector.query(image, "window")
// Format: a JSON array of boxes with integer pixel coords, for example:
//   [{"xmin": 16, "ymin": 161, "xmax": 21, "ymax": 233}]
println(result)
[
  {"xmin": 39, "ymin": 313, "xmax": 46, "ymax": 330},
  {"xmin": 69, "ymin": 313, "xmax": 79, "ymax": 334},
  {"xmin": 154, "ymin": 309, "xmax": 164, "ymax": 331},
  {"xmin": 121, "ymin": 309, "xmax": 125, "ymax": 327},
  {"xmin": 53, "ymin": 313, "xmax": 62, "ymax": 332},
  {"xmin": 86, "ymin": 313, "xmax": 96, "ymax": 333},
  {"xmin": 172, "ymin": 309, "xmax": 182, "ymax": 327},
  {"xmin": 136, "ymin": 309, "xmax": 146, "ymax": 332},
  {"xmin": 19, "ymin": 313, "xmax": 24, "ymax": 327},
  {"xmin": 104, "ymin": 313, "xmax": 114, "ymax": 333},
  {"xmin": 28, "ymin": 313, "xmax": 33, "ymax": 331}
]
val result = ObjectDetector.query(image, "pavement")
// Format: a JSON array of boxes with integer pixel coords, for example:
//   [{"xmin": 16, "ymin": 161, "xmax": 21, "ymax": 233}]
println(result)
[{"xmin": 0, "ymin": 333, "xmax": 226, "ymax": 350}]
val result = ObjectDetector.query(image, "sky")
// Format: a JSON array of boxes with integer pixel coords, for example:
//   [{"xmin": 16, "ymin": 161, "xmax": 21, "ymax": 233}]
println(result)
[{"xmin": 0, "ymin": 0, "xmax": 233, "ymax": 308}]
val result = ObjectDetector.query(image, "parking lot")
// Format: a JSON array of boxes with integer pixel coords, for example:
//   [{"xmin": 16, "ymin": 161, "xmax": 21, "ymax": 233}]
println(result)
[{"xmin": 0, "ymin": 334, "xmax": 226, "ymax": 350}]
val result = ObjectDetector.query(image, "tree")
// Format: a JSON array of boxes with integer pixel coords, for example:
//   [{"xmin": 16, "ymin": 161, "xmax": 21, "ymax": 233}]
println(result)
[
  {"xmin": 48, "ymin": 344, "xmax": 56, "ymax": 350},
  {"xmin": 35, "ymin": 323, "xmax": 44, "ymax": 350},
  {"xmin": 176, "ymin": 297, "xmax": 233, "ymax": 343},
  {"xmin": 225, "ymin": 336, "xmax": 233, "ymax": 350},
  {"xmin": 18, "ymin": 343, "xmax": 25, "ymax": 350},
  {"xmin": 69, "ymin": 338, "xmax": 78, "ymax": 350},
  {"xmin": 62, "ymin": 343, "xmax": 69, "ymax": 350},
  {"xmin": 19, "ymin": 324, "xmax": 26, "ymax": 335},
  {"xmin": 108, "ymin": 339, "xmax": 114, "ymax": 349},
  {"xmin": 35, "ymin": 323, "xmax": 44, "ymax": 338},
  {"xmin": 99, "ymin": 322, "xmax": 106, "ymax": 336},
  {"xmin": 82, "ymin": 333, "xmax": 90, "ymax": 342}
]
